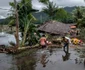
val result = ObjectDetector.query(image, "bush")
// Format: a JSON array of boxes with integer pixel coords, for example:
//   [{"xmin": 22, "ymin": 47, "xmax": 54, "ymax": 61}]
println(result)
[{"xmin": 78, "ymin": 28, "xmax": 85, "ymax": 42}]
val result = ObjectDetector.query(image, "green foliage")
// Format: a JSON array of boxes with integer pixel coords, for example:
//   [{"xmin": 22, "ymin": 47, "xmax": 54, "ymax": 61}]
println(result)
[
  {"xmin": 55, "ymin": 8, "xmax": 74, "ymax": 23},
  {"xmin": 72, "ymin": 6, "xmax": 85, "ymax": 27},
  {"xmin": 55, "ymin": 8, "xmax": 67, "ymax": 20},
  {"xmin": 73, "ymin": 7, "xmax": 83, "ymax": 20},
  {"xmin": 39, "ymin": 0, "xmax": 49, "ymax": 4},
  {"xmin": 7, "ymin": 16, "xmax": 16, "ymax": 26},
  {"xmin": 20, "ymin": 17, "xmax": 40, "ymax": 46},
  {"xmin": 9, "ymin": 0, "xmax": 40, "ymax": 46},
  {"xmin": 39, "ymin": 0, "xmax": 75, "ymax": 23},
  {"xmin": 9, "ymin": 2, "xmax": 15, "ymax": 9},
  {"xmin": 79, "ymin": 18, "xmax": 85, "ymax": 27},
  {"xmin": 0, "ymin": 18, "xmax": 11, "ymax": 25},
  {"xmin": 39, "ymin": 0, "xmax": 58, "ymax": 20},
  {"xmin": 76, "ymin": 19, "xmax": 82, "ymax": 27},
  {"xmin": 17, "ymin": 0, "xmax": 39, "ymax": 46},
  {"xmin": 32, "ymin": 12, "xmax": 49, "ymax": 24},
  {"xmin": 79, "ymin": 28, "xmax": 85, "ymax": 42}
]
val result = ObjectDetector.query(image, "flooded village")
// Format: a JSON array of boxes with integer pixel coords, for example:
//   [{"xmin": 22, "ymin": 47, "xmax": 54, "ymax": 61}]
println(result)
[{"xmin": 0, "ymin": 0, "xmax": 85, "ymax": 70}]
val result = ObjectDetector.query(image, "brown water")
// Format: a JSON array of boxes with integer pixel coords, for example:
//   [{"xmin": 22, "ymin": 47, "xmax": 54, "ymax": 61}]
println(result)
[{"xmin": 0, "ymin": 48, "xmax": 85, "ymax": 70}]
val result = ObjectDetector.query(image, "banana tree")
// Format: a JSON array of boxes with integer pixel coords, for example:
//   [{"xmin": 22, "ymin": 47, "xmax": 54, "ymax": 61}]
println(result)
[
  {"xmin": 18, "ymin": 3, "xmax": 37, "ymax": 46},
  {"xmin": 8, "ymin": 0, "xmax": 39, "ymax": 46},
  {"xmin": 20, "ymin": 16, "xmax": 31, "ymax": 46},
  {"xmin": 20, "ymin": 14, "xmax": 39, "ymax": 46},
  {"xmin": 18, "ymin": 0, "xmax": 39, "ymax": 46}
]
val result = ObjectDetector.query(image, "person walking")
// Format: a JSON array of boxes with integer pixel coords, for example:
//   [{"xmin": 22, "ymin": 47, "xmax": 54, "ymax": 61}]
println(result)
[{"xmin": 62, "ymin": 36, "xmax": 69, "ymax": 52}]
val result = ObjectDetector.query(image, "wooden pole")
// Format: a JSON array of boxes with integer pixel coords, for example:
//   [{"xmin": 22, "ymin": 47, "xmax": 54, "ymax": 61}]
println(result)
[{"xmin": 14, "ymin": 0, "xmax": 19, "ymax": 48}]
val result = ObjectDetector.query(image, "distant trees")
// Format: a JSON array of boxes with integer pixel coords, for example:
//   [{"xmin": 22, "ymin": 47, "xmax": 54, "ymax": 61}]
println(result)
[
  {"xmin": 39, "ymin": 0, "xmax": 74, "ymax": 23},
  {"xmin": 0, "ymin": 18, "xmax": 10, "ymax": 25},
  {"xmin": 55, "ymin": 8, "xmax": 74, "ymax": 23}
]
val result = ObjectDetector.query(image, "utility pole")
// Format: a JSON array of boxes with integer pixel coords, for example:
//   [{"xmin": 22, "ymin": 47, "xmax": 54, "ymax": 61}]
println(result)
[{"xmin": 14, "ymin": 0, "xmax": 19, "ymax": 49}]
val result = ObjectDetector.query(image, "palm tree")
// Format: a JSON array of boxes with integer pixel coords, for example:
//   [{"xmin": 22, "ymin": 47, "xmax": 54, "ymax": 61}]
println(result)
[
  {"xmin": 13, "ymin": 0, "xmax": 19, "ymax": 48},
  {"xmin": 72, "ymin": 7, "xmax": 83, "ymax": 27},
  {"xmin": 39, "ymin": 0, "xmax": 58, "ymax": 20},
  {"xmin": 8, "ymin": 2, "xmax": 16, "ymax": 30}
]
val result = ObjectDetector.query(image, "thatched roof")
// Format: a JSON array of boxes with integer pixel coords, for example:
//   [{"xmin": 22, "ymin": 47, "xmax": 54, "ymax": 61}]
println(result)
[{"xmin": 38, "ymin": 21, "xmax": 75, "ymax": 35}]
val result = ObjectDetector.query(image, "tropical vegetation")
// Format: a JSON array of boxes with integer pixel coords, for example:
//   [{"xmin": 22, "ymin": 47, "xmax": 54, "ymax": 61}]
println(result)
[
  {"xmin": 8, "ymin": 0, "xmax": 40, "ymax": 46},
  {"xmin": 0, "ymin": 0, "xmax": 85, "ymax": 47}
]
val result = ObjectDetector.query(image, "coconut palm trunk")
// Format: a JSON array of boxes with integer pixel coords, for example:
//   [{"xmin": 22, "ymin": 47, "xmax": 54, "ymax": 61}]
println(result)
[{"xmin": 14, "ymin": 0, "xmax": 19, "ymax": 48}]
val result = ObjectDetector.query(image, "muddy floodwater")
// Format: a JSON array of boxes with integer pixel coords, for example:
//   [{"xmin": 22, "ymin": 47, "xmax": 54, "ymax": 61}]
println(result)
[
  {"xmin": 0, "ymin": 48, "xmax": 85, "ymax": 70},
  {"xmin": 0, "ymin": 53, "xmax": 17, "ymax": 70},
  {"xmin": 36, "ymin": 48, "xmax": 85, "ymax": 70}
]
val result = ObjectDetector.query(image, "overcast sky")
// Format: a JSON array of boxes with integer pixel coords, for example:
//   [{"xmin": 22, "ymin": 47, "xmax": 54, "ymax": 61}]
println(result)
[
  {"xmin": 32, "ymin": 0, "xmax": 85, "ymax": 10},
  {"xmin": 0, "ymin": 0, "xmax": 85, "ymax": 18}
]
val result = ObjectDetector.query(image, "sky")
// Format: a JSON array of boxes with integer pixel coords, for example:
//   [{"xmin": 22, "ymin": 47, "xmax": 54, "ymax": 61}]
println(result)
[
  {"xmin": 32, "ymin": 0, "xmax": 85, "ymax": 10},
  {"xmin": 0, "ymin": 0, "xmax": 85, "ymax": 19}
]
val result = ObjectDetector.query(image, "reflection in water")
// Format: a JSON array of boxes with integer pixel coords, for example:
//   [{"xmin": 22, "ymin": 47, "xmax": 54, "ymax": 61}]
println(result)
[
  {"xmin": 62, "ymin": 51, "xmax": 70, "ymax": 61},
  {"xmin": 1, "ymin": 48, "xmax": 85, "ymax": 70},
  {"xmin": 40, "ymin": 53, "xmax": 49, "ymax": 67},
  {"xmin": 14, "ymin": 49, "xmax": 37, "ymax": 70},
  {"xmin": 75, "ymin": 58, "xmax": 85, "ymax": 65},
  {"xmin": 36, "ymin": 48, "xmax": 85, "ymax": 70},
  {"xmin": 49, "ymin": 48, "xmax": 53, "ymax": 55},
  {"xmin": 84, "ymin": 59, "xmax": 85, "ymax": 67},
  {"xmin": 75, "ymin": 58, "xmax": 78, "ymax": 64},
  {"xmin": 16, "ymin": 56, "xmax": 36, "ymax": 70}
]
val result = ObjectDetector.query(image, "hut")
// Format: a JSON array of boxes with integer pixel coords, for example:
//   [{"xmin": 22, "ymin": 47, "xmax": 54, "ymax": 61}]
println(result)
[{"xmin": 38, "ymin": 21, "xmax": 75, "ymax": 36}]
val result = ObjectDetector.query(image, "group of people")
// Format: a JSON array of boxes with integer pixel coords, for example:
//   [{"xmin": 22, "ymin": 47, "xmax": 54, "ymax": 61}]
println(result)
[
  {"xmin": 39, "ymin": 34, "xmax": 69, "ymax": 52},
  {"xmin": 39, "ymin": 34, "xmax": 85, "ymax": 68},
  {"xmin": 39, "ymin": 35, "xmax": 70, "ymax": 67}
]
